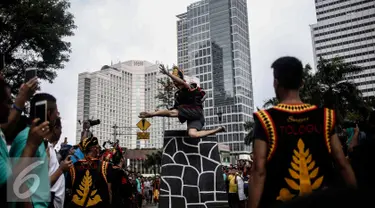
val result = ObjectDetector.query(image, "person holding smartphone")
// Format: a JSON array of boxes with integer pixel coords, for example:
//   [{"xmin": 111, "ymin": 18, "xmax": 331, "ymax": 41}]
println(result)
[
  {"xmin": 0, "ymin": 76, "xmax": 50, "ymax": 207},
  {"xmin": 1, "ymin": 76, "xmax": 38, "ymax": 143},
  {"xmin": 46, "ymin": 117, "xmax": 72, "ymax": 208},
  {"xmin": 10, "ymin": 93, "xmax": 60, "ymax": 208}
]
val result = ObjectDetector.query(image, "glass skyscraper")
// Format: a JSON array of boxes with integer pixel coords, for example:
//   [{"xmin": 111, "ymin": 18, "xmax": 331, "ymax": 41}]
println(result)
[{"xmin": 177, "ymin": 0, "xmax": 254, "ymax": 158}]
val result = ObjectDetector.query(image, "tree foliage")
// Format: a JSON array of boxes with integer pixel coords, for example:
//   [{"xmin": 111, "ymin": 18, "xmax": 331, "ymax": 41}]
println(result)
[
  {"xmin": 155, "ymin": 77, "xmax": 176, "ymax": 109},
  {"xmin": 263, "ymin": 97, "xmax": 279, "ymax": 109},
  {"xmin": 0, "ymin": 0, "xmax": 76, "ymax": 94},
  {"xmin": 144, "ymin": 151, "xmax": 162, "ymax": 175},
  {"xmin": 262, "ymin": 57, "xmax": 370, "ymax": 123}
]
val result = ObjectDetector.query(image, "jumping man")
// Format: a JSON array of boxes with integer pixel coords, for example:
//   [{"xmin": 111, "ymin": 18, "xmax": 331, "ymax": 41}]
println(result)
[{"xmin": 139, "ymin": 64, "xmax": 225, "ymax": 138}]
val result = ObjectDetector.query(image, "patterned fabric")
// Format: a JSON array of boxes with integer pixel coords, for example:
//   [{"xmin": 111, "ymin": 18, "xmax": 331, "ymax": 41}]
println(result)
[
  {"xmin": 80, "ymin": 137, "xmax": 98, "ymax": 152},
  {"xmin": 324, "ymin": 108, "xmax": 336, "ymax": 153},
  {"xmin": 273, "ymin": 103, "xmax": 317, "ymax": 113},
  {"xmin": 66, "ymin": 159, "xmax": 112, "ymax": 208},
  {"xmin": 253, "ymin": 104, "xmax": 336, "ymax": 207},
  {"xmin": 254, "ymin": 110, "xmax": 278, "ymax": 161}
]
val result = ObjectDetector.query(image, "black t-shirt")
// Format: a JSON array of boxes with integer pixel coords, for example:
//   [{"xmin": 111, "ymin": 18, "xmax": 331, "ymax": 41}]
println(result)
[
  {"xmin": 253, "ymin": 104, "xmax": 336, "ymax": 207},
  {"xmin": 173, "ymin": 83, "xmax": 205, "ymax": 109},
  {"xmin": 66, "ymin": 159, "xmax": 112, "ymax": 208},
  {"xmin": 111, "ymin": 167, "xmax": 132, "ymax": 206}
]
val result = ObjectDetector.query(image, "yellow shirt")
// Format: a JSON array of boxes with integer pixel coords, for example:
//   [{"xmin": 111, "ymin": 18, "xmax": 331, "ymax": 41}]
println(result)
[{"xmin": 228, "ymin": 174, "xmax": 238, "ymax": 193}]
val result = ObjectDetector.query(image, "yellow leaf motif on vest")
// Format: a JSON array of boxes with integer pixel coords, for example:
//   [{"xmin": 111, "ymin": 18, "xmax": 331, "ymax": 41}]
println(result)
[
  {"xmin": 276, "ymin": 139, "xmax": 324, "ymax": 201},
  {"xmin": 72, "ymin": 170, "xmax": 102, "ymax": 206}
]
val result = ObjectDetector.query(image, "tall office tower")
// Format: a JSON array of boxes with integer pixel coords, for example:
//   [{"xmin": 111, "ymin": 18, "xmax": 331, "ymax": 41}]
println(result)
[
  {"xmin": 177, "ymin": 0, "xmax": 254, "ymax": 157},
  {"xmin": 76, "ymin": 60, "xmax": 198, "ymax": 148},
  {"xmin": 311, "ymin": 0, "xmax": 375, "ymax": 97}
]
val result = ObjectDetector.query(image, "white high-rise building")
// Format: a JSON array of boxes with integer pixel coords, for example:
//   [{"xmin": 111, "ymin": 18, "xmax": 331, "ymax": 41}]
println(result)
[
  {"xmin": 311, "ymin": 0, "xmax": 375, "ymax": 97},
  {"xmin": 76, "ymin": 60, "xmax": 199, "ymax": 149}
]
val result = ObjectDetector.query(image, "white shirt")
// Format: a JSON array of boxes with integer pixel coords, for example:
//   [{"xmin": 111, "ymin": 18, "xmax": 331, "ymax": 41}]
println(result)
[
  {"xmin": 237, "ymin": 175, "xmax": 247, "ymax": 201},
  {"xmin": 48, "ymin": 143, "xmax": 65, "ymax": 208},
  {"xmin": 144, "ymin": 181, "xmax": 151, "ymax": 191}
]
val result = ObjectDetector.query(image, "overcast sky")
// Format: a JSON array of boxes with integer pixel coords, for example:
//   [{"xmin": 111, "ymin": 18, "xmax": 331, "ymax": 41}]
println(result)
[{"xmin": 40, "ymin": 0, "xmax": 317, "ymax": 145}]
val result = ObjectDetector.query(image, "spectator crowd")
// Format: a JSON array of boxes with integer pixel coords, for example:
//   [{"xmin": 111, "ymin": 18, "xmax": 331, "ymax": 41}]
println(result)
[{"xmin": 0, "ymin": 75, "xmax": 161, "ymax": 208}]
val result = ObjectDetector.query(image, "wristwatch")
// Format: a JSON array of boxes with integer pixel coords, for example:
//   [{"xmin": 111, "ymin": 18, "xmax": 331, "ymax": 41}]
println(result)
[{"xmin": 12, "ymin": 104, "xmax": 23, "ymax": 113}]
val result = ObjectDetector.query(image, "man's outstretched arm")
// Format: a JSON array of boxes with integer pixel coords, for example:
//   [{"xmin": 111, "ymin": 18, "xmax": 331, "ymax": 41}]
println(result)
[
  {"xmin": 248, "ymin": 139, "xmax": 267, "ymax": 208},
  {"xmin": 330, "ymin": 133, "xmax": 357, "ymax": 187}
]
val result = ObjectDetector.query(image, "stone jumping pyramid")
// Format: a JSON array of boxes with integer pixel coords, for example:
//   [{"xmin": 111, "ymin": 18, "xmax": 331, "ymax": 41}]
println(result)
[{"xmin": 159, "ymin": 130, "xmax": 229, "ymax": 208}]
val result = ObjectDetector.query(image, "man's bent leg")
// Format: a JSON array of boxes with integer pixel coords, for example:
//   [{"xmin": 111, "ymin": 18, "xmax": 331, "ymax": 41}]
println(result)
[
  {"xmin": 188, "ymin": 127, "xmax": 225, "ymax": 138},
  {"xmin": 139, "ymin": 109, "xmax": 179, "ymax": 118}
]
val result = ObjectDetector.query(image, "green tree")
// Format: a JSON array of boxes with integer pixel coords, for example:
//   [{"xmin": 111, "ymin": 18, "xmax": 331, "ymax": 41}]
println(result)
[
  {"xmin": 144, "ymin": 151, "xmax": 162, "ymax": 175},
  {"xmin": 0, "ymin": 0, "xmax": 76, "ymax": 94},
  {"xmin": 155, "ymin": 77, "xmax": 176, "ymax": 109},
  {"xmin": 155, "ymin": 72, "xmax": 177, "ymax": 130}
]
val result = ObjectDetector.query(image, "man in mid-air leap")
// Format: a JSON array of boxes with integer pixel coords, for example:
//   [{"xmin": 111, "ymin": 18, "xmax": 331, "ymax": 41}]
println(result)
[{"xmin": 139, "ymin": 64, "xmax": 225, "ymax": 138}]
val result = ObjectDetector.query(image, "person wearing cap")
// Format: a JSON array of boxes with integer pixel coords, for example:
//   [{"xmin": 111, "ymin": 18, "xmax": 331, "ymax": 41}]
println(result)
[
  {"xmin": 65, "ymin": 137, "xmax": 112, "ymax": 207},
  {"xmin": 139, "ymin": 64, "xmax": 225, "ymax": 138}
]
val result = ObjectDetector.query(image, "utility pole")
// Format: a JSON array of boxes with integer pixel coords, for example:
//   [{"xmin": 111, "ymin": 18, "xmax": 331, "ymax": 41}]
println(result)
[{"xmin": 162, "ymin": 117, "xmax": 166, "ymax": 138}]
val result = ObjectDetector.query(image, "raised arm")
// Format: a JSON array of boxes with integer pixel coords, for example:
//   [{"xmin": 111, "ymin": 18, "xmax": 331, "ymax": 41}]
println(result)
[
  {"xmin": 159, "ymin": 64, "xmax": 190, "ymax": 89},
  {"xmin": 2, "ymin": 78, "xmax": 37, "ymax": 141}
]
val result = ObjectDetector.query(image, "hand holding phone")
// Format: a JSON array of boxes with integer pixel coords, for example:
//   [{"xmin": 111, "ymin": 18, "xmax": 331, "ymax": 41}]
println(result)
[
  {"xmin": 35, "ymin": 100, "xmax": 47, "ymax": 125},
  {"xmin": 25, "ymin": 68, "xmax": 37, "ymax": 83}
]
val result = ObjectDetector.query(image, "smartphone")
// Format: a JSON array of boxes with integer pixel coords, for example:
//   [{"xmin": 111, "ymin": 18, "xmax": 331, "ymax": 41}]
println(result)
[
  {"xmin": 25, "ymin": 68, "xmax": 37, "ymax": 82},
  {"xmin": 35, "ymin": 100, "xmax": 47, "ymax": 125}
]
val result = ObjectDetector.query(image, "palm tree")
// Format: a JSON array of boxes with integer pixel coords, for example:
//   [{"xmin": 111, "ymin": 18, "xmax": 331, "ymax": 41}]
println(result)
[
  {"xmin": 244, "ymin": 121, "xmax": 254, "ymax": 146},
  {"xmin": 310, "ymin": 57, "xmax": 365, "ymax": 121},
  {"xmin": 144, "ymin": 151, "xmax": 162, "ymax": 175},
  {"xmin": 263, "ymin": 97, "xmax": 279, "ymax": 109}
]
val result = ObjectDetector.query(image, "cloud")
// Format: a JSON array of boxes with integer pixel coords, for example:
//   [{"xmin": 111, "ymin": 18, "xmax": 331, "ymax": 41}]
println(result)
[{"xmin": 40, "ymin": 0, "xmax": 317, "ymax": 145}]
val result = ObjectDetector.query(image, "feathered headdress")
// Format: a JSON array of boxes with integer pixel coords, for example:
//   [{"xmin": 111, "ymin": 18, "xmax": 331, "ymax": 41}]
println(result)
[{"xmin": 172, "ymin": 66, "xmax": 184, "ymax": 80}]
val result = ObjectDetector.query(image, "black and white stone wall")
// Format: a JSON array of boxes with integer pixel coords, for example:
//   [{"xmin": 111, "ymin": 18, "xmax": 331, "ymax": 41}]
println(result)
[{"xmin": 160, "ymin": 130, "xmax": 229, "ymax": 208}]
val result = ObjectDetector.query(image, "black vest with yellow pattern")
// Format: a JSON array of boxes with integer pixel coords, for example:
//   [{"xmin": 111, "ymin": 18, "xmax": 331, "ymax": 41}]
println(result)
[
  {"xmin": 254, "ymin": 104, "xmax": 336, "ymax": 207},
  {"xmin": 69, "ymin": 159, "xmax": 110, "ymax": 208}
]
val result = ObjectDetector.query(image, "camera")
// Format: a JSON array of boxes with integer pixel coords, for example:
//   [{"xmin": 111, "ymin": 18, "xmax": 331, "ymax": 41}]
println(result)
[{"xmin": 88, "ymin": 119, "xmax": 101, "ymax": 126}]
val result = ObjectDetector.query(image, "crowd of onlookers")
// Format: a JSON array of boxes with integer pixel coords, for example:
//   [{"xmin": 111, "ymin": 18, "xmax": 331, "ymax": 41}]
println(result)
[
  {"xmin": 0, "ymin": 75, "xmax": 163, "ymax": 208},
  {"xmin": 337, "ymin": 115, "xmax": 375, "ymax": 191},
  {"xmin": 222, "ymin": 159, "xmax": 252, "ymax": 208}
]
